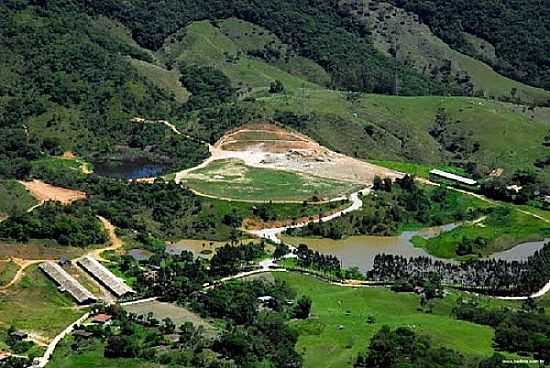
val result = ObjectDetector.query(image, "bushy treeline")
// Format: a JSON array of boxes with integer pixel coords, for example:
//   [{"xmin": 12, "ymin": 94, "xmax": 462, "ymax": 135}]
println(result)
[
  {"xmin": 210, "ymin": 242, "xmax": 266, "ymax": 277},
  {"xmin": 391, "ymin": 0, "xmax": 550, "ymax": 94},
  {"xmin": 287, "ymin": 175, "xmax": 482, "ymax": 239},
  {"xmin": 454, "ymin": 301, "xmax": 550, "ymax": 362},
  {"xmin": 295, "ymin": 244, "xmax": 342, "ymax": 274},
  {"xmin": 0, "ymin": 201, "xmax": 107, "ymax": 246},
  {"xmin": 368, "ymin": 242, "xmax": 550, "ymax": 296}
]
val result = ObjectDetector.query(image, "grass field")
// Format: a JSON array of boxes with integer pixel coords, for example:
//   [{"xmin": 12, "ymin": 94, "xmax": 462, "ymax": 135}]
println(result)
[
  {"xmin": 48, "ymin": 338, "xmax": 162, "ymax": 368},
  {"xmin": 0, "ymin": 180, "xmax": 38, "ymax": 218},
  {"xmin": 0, "ymin": 240, "xmax": 95, "ymax": 260},
  {"xmin": 0, "ymin": 260, "xmax": 19, "ymax": 286},
  {"xmin": 275, "ymin": 272, "xmax": 516, "ymax": 368},
  {"xmin": 0, "ymin": 266, "xmax": 83, "ymax": 339},
  {"xmin": 412, "ymin": 208, "xmax": 550, "ymax": 258},
  {"xmin": 369, "ymin": 160, "xmax": 467, "ymax": 179},
  {"xmin": 30, "ymin": 156, "xmax": 91, "ymax": 179},
  {"xmin": 182, "ymin": 159, "xmax": 359, "ymax": 202}
]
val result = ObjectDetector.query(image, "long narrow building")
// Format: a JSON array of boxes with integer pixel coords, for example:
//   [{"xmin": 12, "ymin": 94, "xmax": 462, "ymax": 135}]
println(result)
[
  {"xmin": 77, "ymin": 256, "xmax": 135, "ymax": 298},
  {"xmin": 39, "ymin": 261, "xmax": 96, "ymax": 305}
]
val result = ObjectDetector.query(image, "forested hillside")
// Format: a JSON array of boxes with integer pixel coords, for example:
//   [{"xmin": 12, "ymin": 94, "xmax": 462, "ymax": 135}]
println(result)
[
  {"xmin": 391, "ymin": 0, "xmax": 550, "ymax": 93},
  {"xmin": 1, "ymin": 0, "xmax": 550, "ymax": 190}
]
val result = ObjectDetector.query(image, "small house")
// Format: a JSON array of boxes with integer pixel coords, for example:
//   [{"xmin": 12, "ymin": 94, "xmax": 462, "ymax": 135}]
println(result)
[
  {"xmin": 9, "ymin": 331, "xmax": 28, "ymax": 341},
  {"xmin": 0, "ymin": 352, "xmax": 11, "ymax": 361},
  {"xmin": 73, "ymin": 330, "xmax": 93, "ymax": 339},
  {"xmin": 91, "ymin": 313, "xmax": 112, "ymax": 324}
]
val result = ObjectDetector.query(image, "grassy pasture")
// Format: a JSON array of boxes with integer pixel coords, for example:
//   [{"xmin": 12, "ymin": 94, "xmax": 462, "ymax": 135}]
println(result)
[
  {"xmin": 275, "ymin": 272, "xmax": 519, "ymax": 368},
  {"xmin": 0, "ymin": 180, "xmax": 38, "ymax": 218},
  {"xmin": 0, "ymin": 241, "xmax": 90, "ymax": 260},
  {"xmin": 159, "ymin": 20, "xmax": 322, "ymax": 94},
  {"xmin": 182, "ymin": 159, "xmax": 359, "ymax": 202},
  {"xmin": 129, "ymin": 58, "xmax": 190, "ymax": 103},
  {"xmin": 48, "ymin": 339, "xmax": 162, "ymax": 368},
  {"xmin": 0, "ymin": 266, "xmax": 82, "ymax": 339}
]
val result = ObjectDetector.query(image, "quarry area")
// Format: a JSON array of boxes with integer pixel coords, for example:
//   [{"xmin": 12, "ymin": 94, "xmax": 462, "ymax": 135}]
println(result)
[{"xmin": 207, "ymin": 122, "xmax": 401, "ymax": 185}]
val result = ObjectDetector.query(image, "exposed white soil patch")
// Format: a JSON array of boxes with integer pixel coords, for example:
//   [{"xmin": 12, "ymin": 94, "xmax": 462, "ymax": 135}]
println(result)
[{"xmin": 176, "ymin": 122, "xmax": 401, "ymax": 185}]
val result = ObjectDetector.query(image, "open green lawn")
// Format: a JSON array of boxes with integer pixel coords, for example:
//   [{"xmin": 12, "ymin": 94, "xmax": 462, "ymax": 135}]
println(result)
[
  {"xmin": 0, "ymin": 180, "xmax": 38, "ymax": 218},
  {"xmin": 275, "ymin": 273, "xmax": 512, "ymax": 368},
  {"xmin": 182, "ymin": 159, "xmax": 359, "ymax": 202},
  {"xmin": 0, "ymin": 266, "xmax": 83, "ymax": 339},
  {"xmin": 412, "ymin": 208, "xmax": 550, "ymax": 258},
  {"xmin": 48, "ymin": 338, "xmax": 162, "ymax": 368}
]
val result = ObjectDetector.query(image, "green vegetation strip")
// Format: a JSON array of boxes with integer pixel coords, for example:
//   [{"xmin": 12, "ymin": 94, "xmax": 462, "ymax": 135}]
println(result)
[
  {"xmin": 0, "ymin": 180, "xmax": 38, "ymax": 217},
  {"xmin": 412, "ymin": 207, "xmax": 550, "ymax": 259}
]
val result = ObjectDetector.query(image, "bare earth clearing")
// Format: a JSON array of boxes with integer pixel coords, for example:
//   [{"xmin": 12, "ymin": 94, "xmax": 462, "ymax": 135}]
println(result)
[
  {"xmin": 176, "ymin": 122, "xmax": 401, "ymax": 187},
  {"xmin": 19, "ymin": 180, "xmax": 87, "ymax": 204}
]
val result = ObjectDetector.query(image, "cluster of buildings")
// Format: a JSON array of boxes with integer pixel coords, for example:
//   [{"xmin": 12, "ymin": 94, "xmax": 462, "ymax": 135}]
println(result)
[{"xmin": 39, "ymin": 255, "xmax": 134, "ymax": 305}]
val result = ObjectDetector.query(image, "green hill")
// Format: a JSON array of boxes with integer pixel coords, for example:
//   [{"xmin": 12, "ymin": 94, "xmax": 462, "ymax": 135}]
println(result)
[
  {"xmin": 257, "ymin": 91, "xmax": 550, "ymax": 183},
  {"xmin": 341, "ymin": 0, "xmax": 550, "ymax": 105},
  {"xmin": 159, "ymin": 20, "xmax": 324, "ymax": 96}
]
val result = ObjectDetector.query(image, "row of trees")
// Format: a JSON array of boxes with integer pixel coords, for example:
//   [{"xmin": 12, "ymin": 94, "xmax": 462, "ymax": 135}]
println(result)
[{"xmin": 368, "ymin": 242, "xmax": 550, "ymax": 296}]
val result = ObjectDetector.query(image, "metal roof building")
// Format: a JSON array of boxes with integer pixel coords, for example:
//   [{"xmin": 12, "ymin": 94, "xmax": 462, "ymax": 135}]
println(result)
[
  {"xmin": 429, "ymin": 169, "xmax": 478, "ymax": 186},
  {"xmin": 39, "ymin": 261, "xmax": 97, "ymax": 305},
  {"xmin": 77, "ymin": 256, "xmax": 135, "ymax": 298}
]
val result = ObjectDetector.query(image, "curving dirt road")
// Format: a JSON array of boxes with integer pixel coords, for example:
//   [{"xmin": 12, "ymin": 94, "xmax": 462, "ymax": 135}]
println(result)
[{"xmin": 0, "ymin": 259, "xmax": 45, "ymax": 291}]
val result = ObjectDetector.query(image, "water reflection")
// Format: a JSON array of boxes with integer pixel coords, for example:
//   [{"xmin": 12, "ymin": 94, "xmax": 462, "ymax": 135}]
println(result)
[{"xmin": 93, "ymin": 158, "xmax": 169, "ymax": 179}]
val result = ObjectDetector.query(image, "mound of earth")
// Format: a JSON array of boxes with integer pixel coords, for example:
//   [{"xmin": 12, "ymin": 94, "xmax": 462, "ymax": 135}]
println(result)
[{"xmin": 210, "ymin": 122, "xmax": 401, "ymax": 184}]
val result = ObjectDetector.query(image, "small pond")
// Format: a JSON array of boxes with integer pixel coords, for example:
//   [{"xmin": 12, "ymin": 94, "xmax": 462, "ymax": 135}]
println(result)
[{"xmin": 93, "ymin": 158, "xmax": 170, "ymax": 180}]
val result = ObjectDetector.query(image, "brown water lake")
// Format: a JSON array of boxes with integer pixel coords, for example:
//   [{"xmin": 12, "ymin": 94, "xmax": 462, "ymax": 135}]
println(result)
[{"xmin": 281, "ymin": 224, "xmax": 547, "ymax": 272}]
